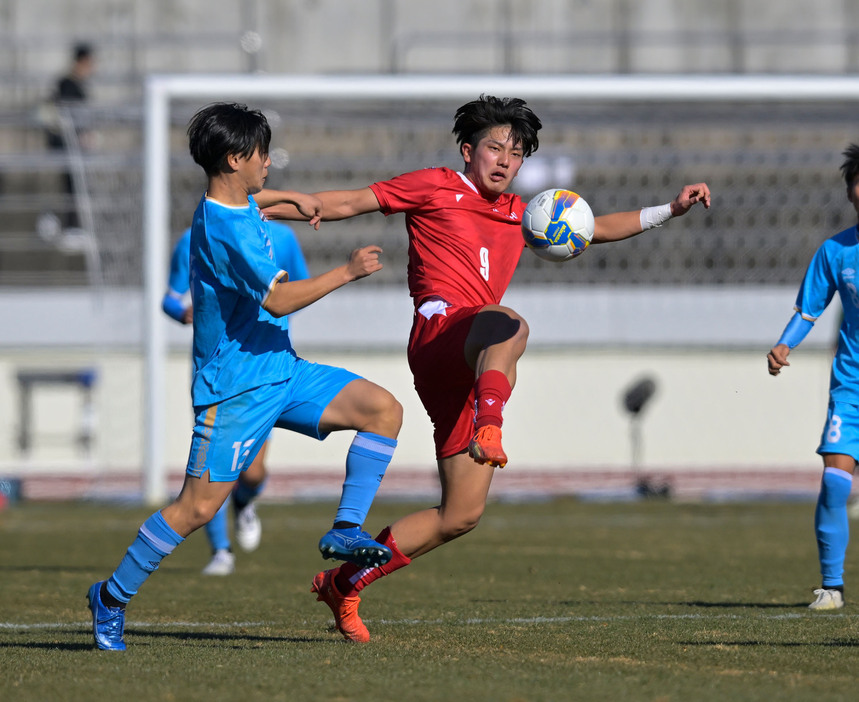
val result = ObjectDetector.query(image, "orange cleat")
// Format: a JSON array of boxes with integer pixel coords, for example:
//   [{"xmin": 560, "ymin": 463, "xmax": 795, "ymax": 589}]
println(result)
[
  {"xmin": 468, "ymin": 425, "xmax": 508, "ymax": 468},
  {"xmin": 311, "ymin": 569, "xmax": 370, "ymax": 643}
]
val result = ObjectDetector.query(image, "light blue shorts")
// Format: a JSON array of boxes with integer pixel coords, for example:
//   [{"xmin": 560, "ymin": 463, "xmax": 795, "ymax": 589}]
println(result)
[
  {"xmin": 817, "ymin": 400, "xmax": 859, "ymax": 462},
  {"xmin": 186, "ymin": 359, "xmax": 360, "ymax": 482}
]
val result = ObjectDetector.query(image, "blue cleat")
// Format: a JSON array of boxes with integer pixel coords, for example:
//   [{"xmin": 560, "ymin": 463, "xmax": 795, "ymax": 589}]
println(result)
[
  {"xmin": 87, "ymin": 581, "xmax": 127, "ymax": 651},
  {"xmin": 318, "ymin": 527, "xmax": 392, "ymax": 568}
]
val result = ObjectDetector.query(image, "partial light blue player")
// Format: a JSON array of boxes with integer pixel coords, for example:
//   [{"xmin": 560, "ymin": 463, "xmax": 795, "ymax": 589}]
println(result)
[
  {"xmin": 87, "ymin": 102, "xmax": 402, "ymax": 650},
  {"xmin": 768, "ymin": 142, "xmax": 859, "ymax": 611},
  {"xmin": 162, "ymin": 223, "xmax": 310, "ymax": 576}
]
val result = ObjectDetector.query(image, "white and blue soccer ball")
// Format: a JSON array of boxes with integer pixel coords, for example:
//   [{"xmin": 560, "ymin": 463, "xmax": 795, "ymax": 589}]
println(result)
[{"xmin": 521, "ymin": 189, "xmax": 595, "ymax": 262}]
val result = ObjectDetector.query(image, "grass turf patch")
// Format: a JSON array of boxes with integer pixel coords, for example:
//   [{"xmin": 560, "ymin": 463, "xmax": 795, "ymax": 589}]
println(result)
[{"xmin": 1, "ymin": 499, "xmax": 857, "ymax": 701}]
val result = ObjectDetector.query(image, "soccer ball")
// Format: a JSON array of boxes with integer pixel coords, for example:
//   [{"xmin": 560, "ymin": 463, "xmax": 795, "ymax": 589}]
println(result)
[{"xmin": 521, "ymin": 189, "xmax": 595, "ymax": 262}]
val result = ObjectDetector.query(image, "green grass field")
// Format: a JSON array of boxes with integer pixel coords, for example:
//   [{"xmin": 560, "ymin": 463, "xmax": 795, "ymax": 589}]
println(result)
[{"xmin": 1, "ymin": 498, "xmax": 857, "ymax": 702}]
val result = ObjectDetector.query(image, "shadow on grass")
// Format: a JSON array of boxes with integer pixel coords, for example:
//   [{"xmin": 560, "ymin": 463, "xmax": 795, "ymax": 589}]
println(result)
[
  {"xmin": 678, "ymin": 639, "xmax": 859, "ymax": 647},
  {"xmin": 0, "ymin": 641, "xmax": 94, "ymax": 651},
  {"xmin": 676, "ymin": 601, "xmax": 813, "ymax": 609},
  {"xmin": 0, "ymin": 565, "xmax": 199, "ymax": 574},
  {"xmin": 128, "ymin": 628, "xmax": 330, "ymax": 644},
  {"xmin": 556, "ymin": 600, "xmax": 813, "ymax": 609},
  {"xmin": 1, "ymin": 565, "xmax": 108, "ymax": 573},
  {"xmin": 1, "ymin": 627, "xmax": 332, "ymax": 651}
]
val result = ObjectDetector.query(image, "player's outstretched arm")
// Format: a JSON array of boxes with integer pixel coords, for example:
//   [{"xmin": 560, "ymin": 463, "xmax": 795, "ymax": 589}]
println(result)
[
  {"xmin": 255, "ymin": 189, "xmax": 323, "ymax": 227},
  {"xmin": 592, "ymin": 182, "xmax": 711, "ymax": 244},
  {"xmin": 262, "ymin": 245, "xmax": 383, "ymax": 318},
  {"xmin": 262, "ymin": 187, "xmax": 381, "ymax": 228}
]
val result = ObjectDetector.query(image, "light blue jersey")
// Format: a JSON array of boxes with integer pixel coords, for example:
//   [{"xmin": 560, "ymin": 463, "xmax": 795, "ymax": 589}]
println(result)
[
  {"xmin": 163, "ymin": 221, "xmax": 308, "ymax": 323},
  {"xmin": 793, "ymin": 224, "xmax": 859, "ymax": 405},
  {"xmin": 189, "ymin": 194, "xmax": 301, "ymax": 406}
]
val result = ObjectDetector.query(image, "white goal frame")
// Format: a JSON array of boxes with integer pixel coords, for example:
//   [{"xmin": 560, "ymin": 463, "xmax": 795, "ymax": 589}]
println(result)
[{"xmin": 143, "ymin": 73, "xmax": 859, "ymax": 505}]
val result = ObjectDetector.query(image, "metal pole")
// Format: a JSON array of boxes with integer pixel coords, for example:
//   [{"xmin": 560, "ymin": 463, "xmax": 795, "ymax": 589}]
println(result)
[{"xmin": 142, "ymin": 76, "xmax": 169, "ymax": 506}]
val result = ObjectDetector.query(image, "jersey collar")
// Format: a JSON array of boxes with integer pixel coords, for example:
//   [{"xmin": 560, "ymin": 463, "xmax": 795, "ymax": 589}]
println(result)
[{"xmin": 456, "ymin": 171, "xmax": 480, "ymax": 194}]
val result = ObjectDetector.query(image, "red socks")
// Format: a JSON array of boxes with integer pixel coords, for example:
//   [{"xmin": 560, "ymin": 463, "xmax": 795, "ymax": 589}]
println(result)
[
  {"xmin": 474, "ymin": 369, "xmax": 511, "ymax": 429},
  {"xmin": 334, "ymin": 526, "xmax": 411, "ymax": 597}
]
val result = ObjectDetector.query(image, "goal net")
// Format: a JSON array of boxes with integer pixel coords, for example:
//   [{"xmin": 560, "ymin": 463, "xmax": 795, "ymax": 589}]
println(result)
[{"xmin": 128, "ymin": 74, "xmax": 859, "ymax": 502}]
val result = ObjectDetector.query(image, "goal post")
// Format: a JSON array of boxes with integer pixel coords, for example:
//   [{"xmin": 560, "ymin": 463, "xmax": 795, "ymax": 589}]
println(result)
[{"xmin": 142, "ymin": 73, "xmax": 859, "ymax": 505}]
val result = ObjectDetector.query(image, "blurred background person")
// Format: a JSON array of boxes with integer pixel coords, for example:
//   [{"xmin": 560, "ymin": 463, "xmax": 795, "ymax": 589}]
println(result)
[{"xmin": 43, "ymin": 42, "xmax": 95, "ymax": 229}]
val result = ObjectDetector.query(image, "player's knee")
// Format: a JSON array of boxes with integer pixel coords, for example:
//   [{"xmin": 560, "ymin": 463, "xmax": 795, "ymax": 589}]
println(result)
[
  {"xmin": 514, "ymin": 315, "xmax": 530, "ymax": 348},
  {"xmin": 500, "ymin": 309, "xmax": 529, "ymax": 352},
  {"xmin": 441, "ymin": 518, "xmax": 481, "ymax": 542},
  {"xmin": 440, "ymin": 507, "xmax": 484, "ymax": 541},
  {"xmin": 187, "ymin": 500, "xmax": 223, "ymax": 530},
  {"xmin": 387, "ymin": 395, "xmax": 404, "ymax": 434},
  {"xmin": 368, "ymin": 388, "xmax": 403, "ymax": 437}
]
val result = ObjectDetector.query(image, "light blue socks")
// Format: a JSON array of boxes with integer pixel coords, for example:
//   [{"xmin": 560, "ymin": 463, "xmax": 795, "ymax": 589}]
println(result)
[
  {"xmin": 814, "ymin": 467, "xmax": 853, "ymax": 588},
  {"xmin": 106, "ymin": 511, "xmax": 184, "ymax": 603},
  {"xmin": 335, "ymin": 432, "xmax": 397, "ymax": 526}
]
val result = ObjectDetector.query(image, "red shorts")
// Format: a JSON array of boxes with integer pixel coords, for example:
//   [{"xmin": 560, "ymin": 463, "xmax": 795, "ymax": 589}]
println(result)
[{"xmin": 408, "ymin": 303, "xmax": 481, "ymax": 460}]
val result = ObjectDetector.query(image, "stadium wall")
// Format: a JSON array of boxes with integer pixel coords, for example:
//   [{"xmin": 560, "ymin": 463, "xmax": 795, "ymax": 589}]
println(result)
[
  {"xmin": 0, "ymin": 286, "xmax": 839, "ymax": 501},
  {"xmin": 3, "ymin": 0, "xmax": 858, "ymax": 94}
]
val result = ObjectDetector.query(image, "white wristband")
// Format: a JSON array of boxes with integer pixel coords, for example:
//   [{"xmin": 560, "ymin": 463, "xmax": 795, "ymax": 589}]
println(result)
[{"xmin": 639, "ymin": 203, "xmax": 674, "ymax": 231}]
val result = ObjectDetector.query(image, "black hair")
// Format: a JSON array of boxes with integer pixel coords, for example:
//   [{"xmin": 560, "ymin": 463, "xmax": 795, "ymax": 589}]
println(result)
[
  {"xmin": 452, "ymin": 94, "xmax": 542, "ymax": 158},
  {"xmin": 187, "ymin": 102, "xmax": 271, "ymax": 177},
  {"xmin": 74, "ymin": 43, "xmax": 92, "ymax": 62},
  {"xmin": 841, "ymin": 143, "xmax": 859, "ymax": 188}
]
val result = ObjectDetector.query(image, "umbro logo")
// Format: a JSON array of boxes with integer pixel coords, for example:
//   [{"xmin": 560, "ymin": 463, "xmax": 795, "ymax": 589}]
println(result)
[
  {"xmin": 485, "ymin": 399, "xmax": 496, "ymax": 406},
  {"xmin": 456, "ymin": 194, "xmax": 464, "ymax": 202}
]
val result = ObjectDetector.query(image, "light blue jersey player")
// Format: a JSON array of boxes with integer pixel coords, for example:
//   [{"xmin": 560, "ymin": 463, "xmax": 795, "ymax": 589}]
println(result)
[
  {"xmin": 768, "ymin": 143, "xmax": 859, "ymax": 611},
  {"xmin": 162, "ymin": 223, "xmax": 310, "ymax": 576},
  {"xmin": 87, "ymin": 103, "xmax": 403, "ymax": 650}
]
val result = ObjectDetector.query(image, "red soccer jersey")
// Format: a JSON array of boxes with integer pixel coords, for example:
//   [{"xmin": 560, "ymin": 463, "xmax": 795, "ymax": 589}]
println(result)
[{"xmin": 369, "ymin": 167, "xmax": 526, "ymax": 308}]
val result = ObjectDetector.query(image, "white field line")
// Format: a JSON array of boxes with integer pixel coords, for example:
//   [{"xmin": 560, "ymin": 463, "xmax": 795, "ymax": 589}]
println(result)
[{"xmin": 3, "ymin": 612, "xmax": 858, "ymax": 631}]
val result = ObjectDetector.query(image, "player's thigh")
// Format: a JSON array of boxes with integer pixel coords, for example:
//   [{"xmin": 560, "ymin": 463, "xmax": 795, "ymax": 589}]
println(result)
[
  {"xmin": 318, "ymin": 377, "xmax": 400, "ymax": 433},
  {"xmin": 274, "ymin": 360, "xmax": 361, "ymax": 439},
  {"xmin": 818, "ymin": 401, "xmax": 859, "ymax": 467},
  {"xmin": 463, "ymin": 304, "xmax": 527, "ymax": 365}
]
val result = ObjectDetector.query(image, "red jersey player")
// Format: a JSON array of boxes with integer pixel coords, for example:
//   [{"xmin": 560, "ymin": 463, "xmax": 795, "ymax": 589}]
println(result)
[{"xmin": 264, "ymin": 95, "xmax": 711, "ymax": 642}]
